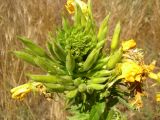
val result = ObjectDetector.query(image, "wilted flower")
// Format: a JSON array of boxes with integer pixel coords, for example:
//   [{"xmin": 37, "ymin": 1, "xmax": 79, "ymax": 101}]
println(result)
[
  {"xmin": 156, "ymin": 93, "xmax": 160, "ymax": 102},
  {"xmin": 122, "ymin": 39, "xmax": 136, "ymax": 51},
  {"xmin": 65, "ymin": 0, "xmax": 88, "ymax": 15},
  {"xmin": 11, "ymin": 82, "xmax": 43, "ymax": 100},
  {"xmin": 119, "ymin": 61, "xmax": 143, "ymax": 82},
  {"xmin": 65, "ymin": 0, "xmax": 75, "ymax": 14},
  {"xmin": 130, "ymin": 92, "xmax": 144, "ymax": 110}
]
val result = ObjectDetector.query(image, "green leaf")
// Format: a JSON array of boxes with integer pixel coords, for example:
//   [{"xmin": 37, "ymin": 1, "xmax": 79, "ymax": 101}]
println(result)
[
  {"xmin": 89, "ymin": 102, "xmax": 106, "ymax": 120},
  {"xmin": 67, "ymin": 105, "xmax": 89, "ymax": 120},
  {"xmin": 106, "ymin": 109, "xmax": 114, "ymax": 120},
  {"xmin": 106, "ymin": 108, "xmax": 125, "ymax": 120}
]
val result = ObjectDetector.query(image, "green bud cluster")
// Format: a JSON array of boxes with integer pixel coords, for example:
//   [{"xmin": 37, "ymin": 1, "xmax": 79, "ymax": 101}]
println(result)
[{"xmin": 14, "ymin": 1, "xmax": 132, "ymax": 120}]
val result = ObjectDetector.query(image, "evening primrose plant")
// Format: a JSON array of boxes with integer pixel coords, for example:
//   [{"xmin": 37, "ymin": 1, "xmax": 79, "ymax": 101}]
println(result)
[{"xmin": 11, "ymin": 0, "xmax": 160, "ymax": 119}]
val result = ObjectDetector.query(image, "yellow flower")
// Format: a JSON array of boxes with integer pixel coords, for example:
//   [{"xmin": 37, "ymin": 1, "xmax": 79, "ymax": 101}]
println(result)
[
  {"xmin": 11, "ymin": 82, "xmax": 42, "ymax": 100},
  {"xmin": 130, "ymin": 92, "xmax": 144, "ymax": 110},
  {"xmin": 156, "ymin": 93, "xmax": 160, "ymax": 102},
  {"xmin": 149, "ymin": 72, "xmax": 158, "ymax": 80},
  {"xmin": 122, "ymin": 39, "xmax": 136, "ymax": 51},
  {"xmin": 65, "ymin": 0, "xmax": 75, "ymax": 14},
  {"xmin": 120, "ymin": 61, "xmax": 143, "ymax": 82},
  {"xmin": 65, "ymin": 0, "xmax": 88, "ymax": 15}
]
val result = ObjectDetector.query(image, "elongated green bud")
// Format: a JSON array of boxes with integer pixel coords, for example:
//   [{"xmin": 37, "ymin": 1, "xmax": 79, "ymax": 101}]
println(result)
[
  {"xmin": 87, "ymin": 84, "xmax": 105, "ymax": 90},
  {"xmin": 62, "ymin": 17, "xmax": 69, "ymax": 31},
  {"xmin": 34, "ymin": 56, "xmax": 66, "ymax": 74},
  {"xmin": 66, "ymin": 51, "xmax": 75, "ymax": 75},
  {"xmin": 74, "ymin": 2, "xmax": 82, "ymax": 26},
  {"xmin": 89, "ymin": 77, "xmax": 108, "ymax": 84},
  {"xmin": 60, "ymin": 75, "xmax": 72, "ymax": 81},
  {"xmin": 93, "ymin": 70, "xmax": 114, "ymax": 77},
  {"xmin": 46, "ymin": 42, "xmax": 59, "ymax": 62},
  {"xmin": 87, "ymin": 0, "xmax": 93, "ymax": 21},
  {"xmin": 107, "ymin": 48, "xmax": 122, "ymax": 69},
  {"xmin": 96, "ymin": 39, "xmax": 105, "ymax": 49},
  {"xmin": 17, "ymin": 36, "xmax": 47, "ymax": 57},
  {"xmin": 81, "ymin": 12, "xmax": 86, "ymax": 26},
  {"xmin": 66, "ymin": 89, "xmax": 78, "ymax": 99},
  {"xmin": 92, "ymin": 57, "xmax": 109, "ymax": 71},
  {"xmin": 52, "ymin": 40, "xmax": 66, "ymax": 62},
  {"xmin": 45, "ymin": 83, "xmax": 75, "ymax": 91},
  {"xmin": 98, "ymin": 56, "xmax": 110, "ymax": 63},
  {"xmin": 82, "ymin": 48, "xmax": 100, "ymax": 71},
  {"xmin": 78, "ymin": 83, "xmax": 87, "ymax": 92},
  {"xmin": 111, "ymin": 22, "xmax": 121, "ymax": 52},
  {"xmin": 65, "ymin": 86, "xmax": 76, "ymax": 91},
  {"xmin": 97, "ymin": 14, "xmax": 110, "ymax": 41},
  {"xmin": 44, "ymin": 83, "xmax": 65, "ymax": 91},
  {"xmin": 14, "ymin": 51, "xmax": 36, "ymax": 66},
  {"xmin": 92, "ymin": 63, "xmax": 104, "ymax": 70},
  {"xmin": 28, "ymin": 74, "xmax": 72, "ymax": 85}
]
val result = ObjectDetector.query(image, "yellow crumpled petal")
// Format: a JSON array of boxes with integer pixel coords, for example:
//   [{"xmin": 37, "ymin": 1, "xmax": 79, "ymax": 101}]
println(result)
[
  {"xmin": 156, "ymin": 93, "xmax": 160, "ymax": 102},
  {"xmin": 130, "ymin": 92, "xmax": 144, "ymax": 110},
  {"xmin": 122, "ymin": 39, "xmax": 136, "ymax": 51},
  {"xmin": 120, "ymin": 61, "xmax": 143, "ymax": 82},
  {"xmin": 65, "ymin": 0, "xmax": 88, "ymax": 15},
  {"xmin": 11, "ymin": 82, "xmax": 42, "ymax": 100},
  {"xmin": 149, "ymin": 72, "xmax": 158, "ymax": 80},
  {"xmin": 65, "ymin": 0, "xmax": 75, "ymax": 14}
]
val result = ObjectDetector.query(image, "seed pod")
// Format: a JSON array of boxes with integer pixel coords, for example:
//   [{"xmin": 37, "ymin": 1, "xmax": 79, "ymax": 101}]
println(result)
[
  {"xmin": 110, "ymin": 22, "xmax": 121, "ymax": 53},
  {"xmin": 14, "ymin": 51, "xmax": 36, "ymax": 66},
  {"xmin": 98, "ymin": 27, "xmax": 108, "ymax": 42},
  {"xmin": 17, "ymin": 36, "xmax": 47, "ymax": 57},
  {"xmin": 97, "ymin": 14, "xmax": 110, "ymax": 42},
  {"xmin": 28, "ymin": 75, "xmax": 67, "ymax": 84},
  {"xmin": 74, "ymin": 3, "xmax": 82, "ymax": 26},
  {"xmin": 66, "ymin": 89, "xmax": 78, "ymax": 99},
  {"xmin": 89, "ymin": 77, "xmax": 109, "ymax": 84},
  {"xmin": 107, "ymin": 48, "xmax": 122, "ymax": 70},
  {"xmin": 87, "ymin": 0, "xmax": 93, "ymax": 21},
  {"xmin": 93, "ymin": 70, "xmax": 114, "ymax": 77},
  {"xmin": 65, "ymin": 86, "xmax": 76, "ymax": 91},
  {"xmin": 92, "ymin": 62, "xmax": 104, "ymax": 71},
  {"xmin": 87, "ymin": 84, "xmax": 105, "ymax": 90},
  {"xmin": 92, "ymin": 57, "xmax": 110, "ymax": 70},
  {"xmin": 52, "ymin": 40, "xmax": 66, "ymax": 62},
  {"xmin": 98, "ymin": 56, "xmax": 110, "ymax": 64},
  {"xmin": 78, "ymin": 83, "xmax": 87, "ymax": 92},
  {"xmin": 34, "ymin": 56, "xmax": 66, "ymax": 74},
  {"xmin": 82, "ymin": 48, "xmax": 100, "ymax": 71},
  {"xmin": 44, "ymin": 83, "xmax": 65, "ymax": 91},
  {"xmin": 66, "ymin": 51, "xmax": 75, "ymax": 75},
  {"xmin": 96, "ymin": 39, "xmax": 105, "ymax": 49},
  {"xmin": 46, "ymin": 42, "xmax": 59, "ymax": 62},
  {"xmin": 62, "ymin": 17, "xmax": 69, "ymax": 31},
  {"xmin": 60, "ymin": 75, "xmax": 72, "ymax": 81}
]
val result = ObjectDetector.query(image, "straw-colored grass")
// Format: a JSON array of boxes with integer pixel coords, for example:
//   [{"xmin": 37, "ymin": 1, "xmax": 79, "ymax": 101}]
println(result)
[{"xmin": 0, "ymin": 0, "xmax": 160, "ymax": 119}]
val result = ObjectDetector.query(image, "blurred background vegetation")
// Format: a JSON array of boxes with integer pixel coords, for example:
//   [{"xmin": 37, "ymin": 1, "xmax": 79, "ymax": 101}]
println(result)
[{"xmin": 0, "ymin": 0, "xmax": 160, "ymax": 119}]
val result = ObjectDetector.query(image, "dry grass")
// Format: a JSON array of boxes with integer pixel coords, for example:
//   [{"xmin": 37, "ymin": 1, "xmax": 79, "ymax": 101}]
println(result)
[{"xmin": 0, "ymin": 0, "xmax": 160, "ymax": 119}]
